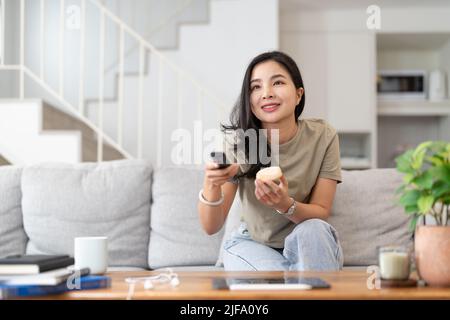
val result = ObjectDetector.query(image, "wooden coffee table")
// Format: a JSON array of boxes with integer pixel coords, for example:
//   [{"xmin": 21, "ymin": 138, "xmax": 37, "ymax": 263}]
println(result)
[{"xmin": 43, "ymin": 270, "xmax": 450, "ymax": 300}]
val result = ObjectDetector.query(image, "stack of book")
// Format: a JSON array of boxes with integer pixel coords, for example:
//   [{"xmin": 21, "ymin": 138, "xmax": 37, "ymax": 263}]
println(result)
[{"xmin": 0, "ymin": 255, "xmax": 110, "ymax": 299}]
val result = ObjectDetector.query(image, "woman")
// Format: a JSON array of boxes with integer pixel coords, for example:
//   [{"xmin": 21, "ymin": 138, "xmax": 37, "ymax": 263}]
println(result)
[{"xmin": 197, "ymin": 51, "xmax": 343, "ymax": 271}]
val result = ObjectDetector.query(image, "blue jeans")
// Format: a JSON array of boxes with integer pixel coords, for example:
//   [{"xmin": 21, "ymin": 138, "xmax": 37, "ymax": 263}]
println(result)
[{"xmin": 223, "ymin": 219, "xmax": 344, "ymax": 271}]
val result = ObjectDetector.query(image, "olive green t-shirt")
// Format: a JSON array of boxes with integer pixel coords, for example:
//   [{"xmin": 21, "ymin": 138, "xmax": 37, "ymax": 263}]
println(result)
[{"xmin": 225, "ymin": 118, "xmax": 342, "ymax": 248}]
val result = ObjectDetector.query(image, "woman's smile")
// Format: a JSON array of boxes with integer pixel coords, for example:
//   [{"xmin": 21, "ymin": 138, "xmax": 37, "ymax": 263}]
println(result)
[{"xmin": 261, "ymin": 102, "xmax": 280, "ymax": 113}]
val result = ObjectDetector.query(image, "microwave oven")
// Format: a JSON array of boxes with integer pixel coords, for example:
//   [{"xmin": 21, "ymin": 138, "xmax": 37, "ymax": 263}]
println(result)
[{"xmin": 377, "ymin": 70, "xmax": 427, "ymax": 100}]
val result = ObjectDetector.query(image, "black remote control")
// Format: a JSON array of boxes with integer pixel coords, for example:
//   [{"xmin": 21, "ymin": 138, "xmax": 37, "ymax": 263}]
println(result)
[{"xmin": 210, "ymin": 151, "xmax": 231, "ymax": 169}]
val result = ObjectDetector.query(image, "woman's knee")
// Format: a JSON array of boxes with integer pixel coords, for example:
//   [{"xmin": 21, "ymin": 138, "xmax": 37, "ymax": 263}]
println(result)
[
  {"xmin": 223, "ymin": 246, "xmax": 257, "ymax": 271},
  {"xmin": 284, "ymin": 218, "xmax": 344, "ymax": 270},
  {"xmin": 223, "ymin": 242, "xmax": 288, "ymax": 271},
  {"xmin": 285, "ymin": 218, "xmax": 340, "ymax": 248},
  {"xmin": 289, "ymin": 218, "xmax": 330, "ymax": 237}
]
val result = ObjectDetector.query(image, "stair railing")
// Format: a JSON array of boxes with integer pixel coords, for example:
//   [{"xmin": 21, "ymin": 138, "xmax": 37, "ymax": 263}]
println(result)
[
  {"xmin": 0, "ymin": 0, "xmax": 228, "ymax": 167},
  {"xmin": 103, "ymin": 0, "xmax": 195, "ymax": 75}
]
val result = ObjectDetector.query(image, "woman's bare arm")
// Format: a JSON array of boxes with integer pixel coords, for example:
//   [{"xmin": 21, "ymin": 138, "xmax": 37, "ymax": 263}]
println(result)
[
  {"xmin": 286, "ymin": 177, "xmax": 337, "ymax": 224},
  {"xmin": 198, "ymin": 163, "xmax": 239, "ymax": 235}
]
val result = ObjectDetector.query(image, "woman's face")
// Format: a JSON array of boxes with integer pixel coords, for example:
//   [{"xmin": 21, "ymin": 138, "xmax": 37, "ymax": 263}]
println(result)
[{"xmin": 249, "ymin": 60, "xmax": 303, "ymax": 126}]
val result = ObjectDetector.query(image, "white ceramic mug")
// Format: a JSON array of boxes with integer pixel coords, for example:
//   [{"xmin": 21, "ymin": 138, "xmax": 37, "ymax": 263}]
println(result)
[{"xmin": 74, "ymin": 236, "xmax": 108, "ymax": 275}]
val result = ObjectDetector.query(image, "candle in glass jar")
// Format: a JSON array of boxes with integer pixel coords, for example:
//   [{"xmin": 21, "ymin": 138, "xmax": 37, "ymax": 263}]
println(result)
[{"xmin": 379, "ymin": 247, "xmax": 410, "ymax": 280}]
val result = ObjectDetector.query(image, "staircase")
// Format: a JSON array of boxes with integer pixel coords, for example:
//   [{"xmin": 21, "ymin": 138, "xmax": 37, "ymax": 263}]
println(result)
[
  {"xmin": 0, "ymin": 155, "xmax": 9, "ymax": 165},
  {"xmin": 0, "ymin": 0, "xmax": 227, "ymax": 166},
  {"xmin": 0, "ymin": 99, "xmax": 124, "ymax": 165},
  {"xmin": 0, "ymin": 99, "xmax": 81, "ymax": 165},
  {"xmin": 86, "ymin": 0, "xmax": 211, "ymax": 107}
]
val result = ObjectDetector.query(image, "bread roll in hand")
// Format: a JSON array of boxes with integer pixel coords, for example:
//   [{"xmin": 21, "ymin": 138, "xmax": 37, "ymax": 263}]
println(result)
[{"xmin": 256, "ymin": 166, "xmax": 283, "ymax": 184}]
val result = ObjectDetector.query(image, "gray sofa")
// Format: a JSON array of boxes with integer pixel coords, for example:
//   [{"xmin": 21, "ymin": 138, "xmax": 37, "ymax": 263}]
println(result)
[{"xmin": 0, "ymin": 159, "xmax": 412, "ymax": 271}]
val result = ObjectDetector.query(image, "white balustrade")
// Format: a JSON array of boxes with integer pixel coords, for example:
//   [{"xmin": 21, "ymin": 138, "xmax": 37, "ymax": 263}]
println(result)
[{"xmin": 1, "ymin": 0, "xmax": 228, "ymax": 167}]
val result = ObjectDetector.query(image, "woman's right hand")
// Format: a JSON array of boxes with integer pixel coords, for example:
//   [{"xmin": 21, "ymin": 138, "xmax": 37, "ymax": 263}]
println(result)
[{"xmin": 204, "ymin": 162, "xmax": 240, "ymax": 188}]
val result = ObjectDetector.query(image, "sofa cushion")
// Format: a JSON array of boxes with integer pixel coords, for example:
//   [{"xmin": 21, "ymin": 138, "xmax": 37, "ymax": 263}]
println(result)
[
  {"xmin": 21, "ymin": 160, "xmax": 152, "ymax": 268},
  {"xmin": 328, "ymin": 169, "xmax": 413, "ymax": 266},
  {"xmin": 0, "ymin": 166, "xmax": 28, "ymax": 258},
  {"xmin": 148, "ymin": 166, "xmax": 224, "ymax": 269}
]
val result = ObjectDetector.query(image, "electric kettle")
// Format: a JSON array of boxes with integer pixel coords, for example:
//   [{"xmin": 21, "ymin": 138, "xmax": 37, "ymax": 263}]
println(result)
[{"xmin": 429, "ymin": 70, "xmax": 447, "ymax": 101}]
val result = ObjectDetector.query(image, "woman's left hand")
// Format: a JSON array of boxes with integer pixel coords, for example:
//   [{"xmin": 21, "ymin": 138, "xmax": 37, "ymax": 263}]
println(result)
[{"xmin": 254, "ymin": 175, "xmax": 292, "ymax": 212}]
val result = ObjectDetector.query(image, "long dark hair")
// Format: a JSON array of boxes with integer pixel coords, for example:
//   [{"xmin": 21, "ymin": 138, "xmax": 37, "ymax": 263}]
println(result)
[{"xmin": 221, "ymin": 51, "xmax": 306, "ymax": 179}]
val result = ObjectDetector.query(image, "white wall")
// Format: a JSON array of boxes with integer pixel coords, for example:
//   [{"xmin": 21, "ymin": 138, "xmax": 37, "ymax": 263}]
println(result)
[
  {"xmin": 20, "ymin": 0, "xmax": 205, "ymax": 108},
  {"xmin": 85, "ymin": 0, "xmax": 279, "ymax": 165},
  {"xmin": 281, "ymin": 5, "xmax": 450, "ymax": 118},
  {"xmin": 438, "ymin": 38, "xmax": 450, "ymax": 143},
  {"xmin": 0, "ymin": 0, "xmax": 3, "ymax": 64},
  {"xmin": 378, "ymin": 50, "xmax": 440, "ymax": 71},
  {"xmin": 440, "ymin": 39, "xmax": 450, "ymax": 100},
  {"xmin": 104, "ymin": 0, "xmax": 209, "ymax": 49},
  {"xmin": 280, "ymin": 9, "xmax": 377, "ymax": 131},
  {"xmin": 280, "ymin": 4, "xmax": 450, "ymax": 168},
  {"xmin": 281, "ymin": 6, "xmax": 450, "ymax": 33},
  {"xmin": 12, "ymin": 0, "xmax": 278, "ymax": 116},
  {"xmin": 2, "ymin": 0, "xmax": 279, "ymax": 164},
  {"xmin": 0, "ymin": 0, "xmax": 19, "ymax": 98},
  {"xmin": 0, "ymin": 99, "xmax": 81, "ymax": 165},
  {"xmin": 163, "ymin": 0, "xmax": 279, "ymax": 109}
]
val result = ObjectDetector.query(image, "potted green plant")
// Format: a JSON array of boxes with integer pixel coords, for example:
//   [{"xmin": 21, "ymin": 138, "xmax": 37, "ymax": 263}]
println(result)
[{"xmin": 395, "ymin": 140, "xmax": 450, "ymax": 287}]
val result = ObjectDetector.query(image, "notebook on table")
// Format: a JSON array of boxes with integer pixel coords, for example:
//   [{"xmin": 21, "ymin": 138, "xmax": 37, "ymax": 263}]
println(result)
[
  {"xmin": 0, "ymin": 255, "xmax": 75, "ymax": 275},
  {"xmin": 0, "ymin": 267, "xmax": 90, "ymax": 286},
  {"xmin": 0, "ymin": 275, "xmax": 111, "ymax": 299}
]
